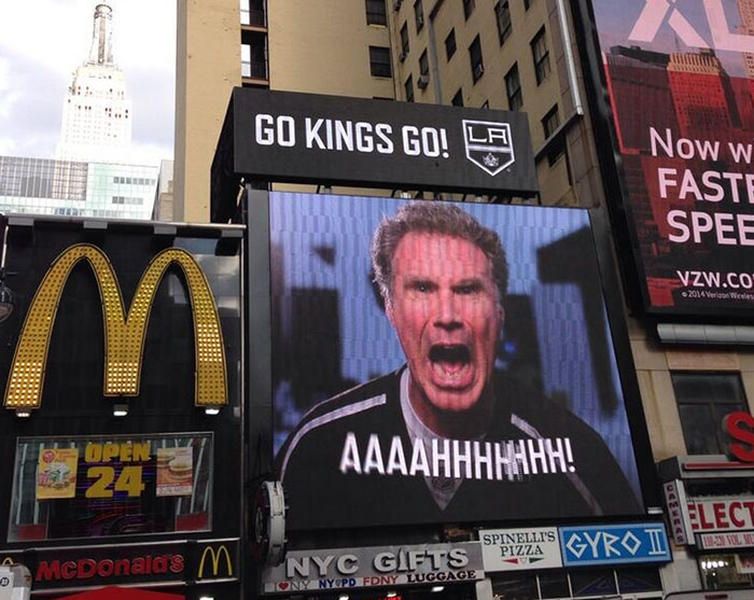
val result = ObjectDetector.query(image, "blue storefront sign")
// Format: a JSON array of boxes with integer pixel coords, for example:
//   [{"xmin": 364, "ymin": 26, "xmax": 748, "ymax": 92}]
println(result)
[{"xmin": 559, "ymin": 523, "xmax": 670, "ymax": 566}]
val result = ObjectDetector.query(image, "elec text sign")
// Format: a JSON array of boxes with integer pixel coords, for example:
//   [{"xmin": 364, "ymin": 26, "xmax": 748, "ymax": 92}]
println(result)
[{"xmin": 229, "ymin": 88, "xmax": 537, "ymax": 195}]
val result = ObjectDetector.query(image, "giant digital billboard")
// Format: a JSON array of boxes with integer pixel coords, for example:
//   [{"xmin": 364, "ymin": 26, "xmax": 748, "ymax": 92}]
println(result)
[
  {"xmin": 588, "ymin": 0, "xmax": 754, "ymax": 317},
  {"xmin": 261, "ymin": 192, "xmax": 648, "ymax": 531}
]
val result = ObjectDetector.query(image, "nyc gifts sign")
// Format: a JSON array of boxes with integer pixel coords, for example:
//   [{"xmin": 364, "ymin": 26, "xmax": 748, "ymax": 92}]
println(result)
[{"xmin": 261, "ymin": 542, "xmax": 483, "ymax": 594}]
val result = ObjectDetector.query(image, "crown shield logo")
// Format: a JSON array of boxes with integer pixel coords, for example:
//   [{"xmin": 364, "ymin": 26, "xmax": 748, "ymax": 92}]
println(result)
[{"xmin": 462, "ymin": 120, "xmax": 515, "ymax": 176}]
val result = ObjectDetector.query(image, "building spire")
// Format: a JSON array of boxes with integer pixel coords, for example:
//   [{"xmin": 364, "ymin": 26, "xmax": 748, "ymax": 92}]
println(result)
[{"xmin": 88, "ymin": 3, "xmax": 114, "ymax": 65}]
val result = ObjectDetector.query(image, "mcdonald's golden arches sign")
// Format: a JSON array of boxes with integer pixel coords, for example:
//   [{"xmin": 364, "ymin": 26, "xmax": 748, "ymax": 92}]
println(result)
[
  {"xmin": 197, "ymin": 544, "xmax": 235, "ymax": 579},
  {"xmin": 3, "ymin": 243, "xmax": 228, "ymax": 412}
]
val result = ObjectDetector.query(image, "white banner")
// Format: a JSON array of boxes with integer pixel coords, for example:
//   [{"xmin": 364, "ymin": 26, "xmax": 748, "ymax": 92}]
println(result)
[
  {"xmin": 698, "ymin": 531, "xmax": 754, "ymax": 550},
  {"xmin": 262, "ymin": 542, "xmax": 484, "ymax": 594},
  {"xmin": 664, "ymin": 480, "xmax": 693, "ymax": 545},
  {"xmin": 479, "ymin": 527, "xmax": 562, "ymax": 572}
]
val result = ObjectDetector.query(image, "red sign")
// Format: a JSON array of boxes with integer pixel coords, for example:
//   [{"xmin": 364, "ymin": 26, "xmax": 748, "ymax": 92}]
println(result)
[
  {"xmin": 724, "ymin": 411, "xmax": 754, "ymax": 462},
  {"xmin": 60, "ymin": 586, "xmax": 184, "ymax": 599},
  {"xmin": 35, "ymin": 554, "xmax": 184, "ymax": 583}
]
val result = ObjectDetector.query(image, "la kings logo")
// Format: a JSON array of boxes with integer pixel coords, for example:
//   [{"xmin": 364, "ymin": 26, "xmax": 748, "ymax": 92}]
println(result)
[{"xmin": 462, "ymin": 120, "xmax": 515, "ymax": 176}]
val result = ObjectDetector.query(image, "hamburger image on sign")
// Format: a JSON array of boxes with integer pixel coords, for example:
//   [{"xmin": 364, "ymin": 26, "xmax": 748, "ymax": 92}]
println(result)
[
  {"xmin": 168, "ymin": 455, "xmax": 193, "ymax": 481},
  {"xmin": 156, "ymin": 447, "xmax": 194, "ymax": 496}
]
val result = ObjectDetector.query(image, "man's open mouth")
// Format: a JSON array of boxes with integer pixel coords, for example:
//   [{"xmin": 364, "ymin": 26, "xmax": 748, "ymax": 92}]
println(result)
[{"xmin": 429, "ymin": 344, "xmax": 471, "ymax": 374}]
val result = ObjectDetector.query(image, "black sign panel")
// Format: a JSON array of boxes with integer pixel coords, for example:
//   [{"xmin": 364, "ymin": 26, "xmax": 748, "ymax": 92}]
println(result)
[{"xmin": 226, "ymin": 88, "xmax": 537, "ymax": 195}]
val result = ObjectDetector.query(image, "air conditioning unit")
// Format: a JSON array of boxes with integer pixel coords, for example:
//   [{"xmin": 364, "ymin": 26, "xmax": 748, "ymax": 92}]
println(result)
[
  {"xmin": 417, "ymin": 74, "xmax": 429, "ymax": 89},
  {"xmin": 394, "ymin": 0, "xmax": 402, "ymax": 10},
  {"xmin": 473, "ymin": 63, "xmax": 485, "ymax": 79}
]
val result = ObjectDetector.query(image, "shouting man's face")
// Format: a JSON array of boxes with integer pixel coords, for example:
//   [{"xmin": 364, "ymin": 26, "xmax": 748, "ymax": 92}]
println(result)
[{"xmin": 386, "ymin": 232, "xmax": 503, "ymax": 417}]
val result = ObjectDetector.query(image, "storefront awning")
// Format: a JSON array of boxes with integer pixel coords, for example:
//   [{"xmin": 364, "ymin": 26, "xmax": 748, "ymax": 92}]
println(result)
[{"xmin": 59, "ymin": 586, "xmax": 184, "ymax": 599}]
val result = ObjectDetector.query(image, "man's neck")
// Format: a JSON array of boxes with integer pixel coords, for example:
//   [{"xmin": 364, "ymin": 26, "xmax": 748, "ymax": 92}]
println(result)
[{"xmin": 407, "ymin": 374, "xmax": 494, "ymax": 439}]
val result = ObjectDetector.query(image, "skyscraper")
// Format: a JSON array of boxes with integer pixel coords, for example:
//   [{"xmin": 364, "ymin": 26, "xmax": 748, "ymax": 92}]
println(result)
[{"xmin": 56, "ymin": 3, "xmax": 133, "ymax": 164}]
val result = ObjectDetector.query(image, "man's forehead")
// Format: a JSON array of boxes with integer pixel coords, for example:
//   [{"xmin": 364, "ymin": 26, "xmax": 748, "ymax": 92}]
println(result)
[{"xmin": 393, "ymin": 232, "xmax": 492, "ymax": 272}]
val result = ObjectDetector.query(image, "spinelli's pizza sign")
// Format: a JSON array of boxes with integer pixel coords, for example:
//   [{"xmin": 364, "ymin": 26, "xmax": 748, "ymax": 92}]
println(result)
[{"xmin": 480, "ymin": 527, "xmax": 562, "ymax": 572}]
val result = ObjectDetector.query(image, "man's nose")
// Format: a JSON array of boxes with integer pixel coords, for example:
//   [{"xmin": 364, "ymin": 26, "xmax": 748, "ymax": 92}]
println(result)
[{"xmin": 433, "ymin": 289, "xmax": 461, "ymax": 329}]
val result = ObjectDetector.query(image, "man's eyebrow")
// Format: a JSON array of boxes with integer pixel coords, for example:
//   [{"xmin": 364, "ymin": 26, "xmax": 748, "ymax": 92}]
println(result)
[
  {"xmin": 453, "ymin": 278, "xmax": 484, "ymax": 289},
  {"xmin": 403, "ymin": 276, "xmax": 436, "ymax": 288}
]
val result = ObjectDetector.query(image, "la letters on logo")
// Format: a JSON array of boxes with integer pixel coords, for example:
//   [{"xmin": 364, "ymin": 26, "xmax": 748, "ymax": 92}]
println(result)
[{"xmin": 4, "ymin": 244, "xmax": 227, "ymax": 411}]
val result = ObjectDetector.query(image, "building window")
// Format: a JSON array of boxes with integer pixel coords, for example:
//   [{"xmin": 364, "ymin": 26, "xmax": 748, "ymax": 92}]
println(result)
[
  {"xmin": 481, "ymin": 99, "xmax": 489, "ymax": 109},
  {"xmin": 469, "ymin": 35, "xmax": 484, "ymax": 83},
  {"xmin": 495, "ymin": 1, "xmax": 512, "ymax": 45},
  {"xmin": 542, "ymin": 104, "xmax": 564, "ymax": 165},
  {"xmin": 451, "ymin": 89, "xmax": 464, "ymax": 106},
  {"xmin": 445, "ymin": 29, "xmax": 456, "ymax": 60},
  {"xmin": 542, "ymin": 104, "xmax": 560, "ymax": 138},
  {"xmin": 463, "ymin": 0, "xmax": 475, "ymax": 20},
  {"xmin": 414, "ymin": 0, "xmax": 424, "ymax": 32},
  {"xmin": 369, "ymin": 46, "xmax": 392, "ymax": 77},
  {"xmin": 418, "ymin": 50, "xmax": 430, "ymax": 89},
  {"xmin": 405, "ymin": 74, "xmax": 414, "ymax": 102},
  {"xmin": 419, "ymin": 49, "xmax": 429, "ymax": 75},
  {"xmin": 241, "ymin": 29, "xmax": 267, "ymax": 79},
  {"xmin": 505, "ymin": 63, "xmax": 523, "ymax": 110},
  {"xmin": 240, "ymin": 0, "xmax": 266, "ymax": 26},
  {"xmin": 400, "ymin": 22, "xmax": 410, "ymax": 59},
  {"xmin": 524, "ymin": 0, "xmax": 532, "ymax": 9},
  {"xmin": 366, "ymin": 0, "xmax": 388, "ymax": 25},
  {"xmin": 672, "ymin": 372, "xmax": 748, "ymax": 455},
  {"xmin": 531, "ymin": 27, "xmax": 551, "ymax": 85}
]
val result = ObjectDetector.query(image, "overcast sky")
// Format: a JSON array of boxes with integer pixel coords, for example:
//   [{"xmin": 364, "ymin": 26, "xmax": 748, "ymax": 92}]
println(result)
[{"xmin": 0, "ymin": 0, "xmax": 176, "ymax": 165}]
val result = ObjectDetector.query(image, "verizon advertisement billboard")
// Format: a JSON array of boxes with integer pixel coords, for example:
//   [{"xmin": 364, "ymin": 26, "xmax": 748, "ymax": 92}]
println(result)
[
  {"xmin": 253, "ymin": 192, "xmax": 649, "ymax": 530},
  {"xmin": 588, "ymin": 0, "xmax": 754, "ymax": 317}
]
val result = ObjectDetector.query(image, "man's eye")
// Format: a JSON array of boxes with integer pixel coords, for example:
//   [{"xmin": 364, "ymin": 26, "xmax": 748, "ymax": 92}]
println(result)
[
  {"xmin": 457, "ymin": 285, "xmax": 478, "ymax": 295},
  {"xmin": 416, "ymin": 283, "xmax": 430, "ymax": 293}
]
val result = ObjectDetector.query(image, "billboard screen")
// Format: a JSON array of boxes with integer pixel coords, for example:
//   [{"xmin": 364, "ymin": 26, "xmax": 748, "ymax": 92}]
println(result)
[
  {"xmin": 265, "ymin": 192, "xmax": 646, "ymax": 530},
  {"xmin": 590, "ymin": 1, "xmax": 754, "ymax": 317}
]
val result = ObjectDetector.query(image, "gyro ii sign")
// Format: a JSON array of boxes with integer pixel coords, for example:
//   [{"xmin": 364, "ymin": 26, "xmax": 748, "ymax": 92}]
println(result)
[
  {"xmin": 227, "ymin": 88, "xmax": 537, "ymax": 195},
  {"xmin": 261, "ymin": 542, "xmax": 483, "ymax": 594}
]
